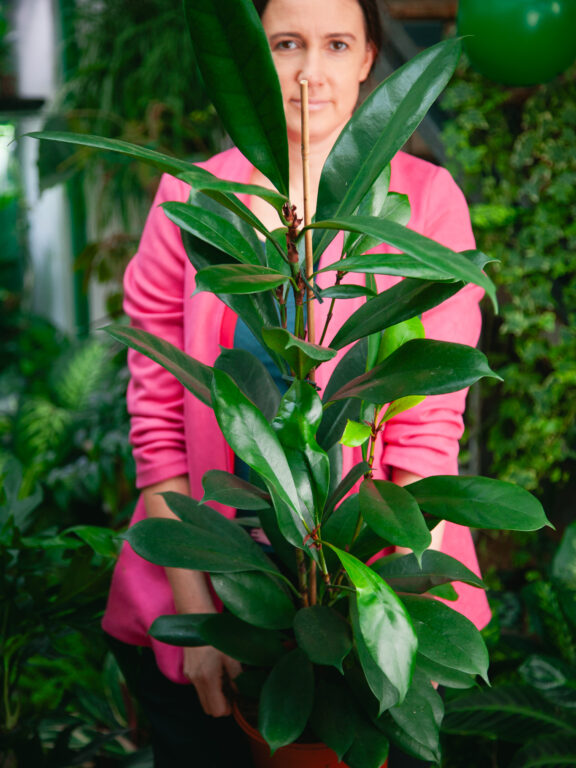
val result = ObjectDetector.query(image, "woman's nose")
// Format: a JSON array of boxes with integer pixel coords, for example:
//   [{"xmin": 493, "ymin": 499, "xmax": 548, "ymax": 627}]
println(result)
[{"xmin": 298, "ymin": 49, "xmax": 325, "ymax": 85}]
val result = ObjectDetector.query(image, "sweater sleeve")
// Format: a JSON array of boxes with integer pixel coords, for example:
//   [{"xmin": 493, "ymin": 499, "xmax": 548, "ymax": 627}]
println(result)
[
  {"xmin": 380, "ymin": 165, "xmax": 483, "ymax": 478},
  {"xmin": 124, "ymin": 174, "xmax": 192, "ymax": 488}
]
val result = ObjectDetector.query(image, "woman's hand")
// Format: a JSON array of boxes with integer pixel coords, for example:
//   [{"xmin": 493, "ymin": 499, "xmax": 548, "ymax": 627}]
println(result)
[{"xmin": 183, "ymin": 646, "xmax": 242, "ymax": 717}]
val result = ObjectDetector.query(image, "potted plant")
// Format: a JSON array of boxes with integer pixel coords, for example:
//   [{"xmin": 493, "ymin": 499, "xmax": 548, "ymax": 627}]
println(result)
[{"xmin": 31, "ymin": 0, "xmax": 549, "ymax": 765}]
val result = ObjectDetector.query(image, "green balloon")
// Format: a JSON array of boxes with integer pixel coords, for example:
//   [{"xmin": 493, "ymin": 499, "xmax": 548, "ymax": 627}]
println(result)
[{"xmin": 458, "ymin": 0, "xmax": 576, "ymax": 86}]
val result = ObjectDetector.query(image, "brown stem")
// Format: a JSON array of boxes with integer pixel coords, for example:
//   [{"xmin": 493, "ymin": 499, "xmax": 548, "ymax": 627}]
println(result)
[
  {"xmin": 300, "ymin": 79, "xmax": 316, "ymax": 382},
  {"xmin": 296, "ymin": 549, "xmax": 309, "ymax": 607},
  {"xmin": 308, "ymin": 561, "xmax": 317, "ymax": 605}
]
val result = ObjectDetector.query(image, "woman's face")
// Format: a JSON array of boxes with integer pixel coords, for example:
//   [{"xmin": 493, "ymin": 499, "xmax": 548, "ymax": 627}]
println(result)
[{"xmin": 261, "ymin": 0, "xmax": 376, "ymax": 146}]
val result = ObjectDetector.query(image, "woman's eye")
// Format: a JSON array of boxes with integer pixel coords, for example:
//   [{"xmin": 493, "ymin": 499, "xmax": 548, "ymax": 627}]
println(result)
[
  {"xmin": 275, "ymin": 39, "xmax": 298, "ymax": 51},
  {"xmin": 329, "ymin": 40, "xmax": 348, "ymax": 51}
]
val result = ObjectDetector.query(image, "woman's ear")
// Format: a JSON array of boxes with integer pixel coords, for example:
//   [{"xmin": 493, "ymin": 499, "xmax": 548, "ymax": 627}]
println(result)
[{"xmin": 359, "ymin": 42, "xmax": 377, "ymax": 83}]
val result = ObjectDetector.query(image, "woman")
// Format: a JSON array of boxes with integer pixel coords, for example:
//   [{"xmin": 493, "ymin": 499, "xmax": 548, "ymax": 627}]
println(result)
[{"xmin": 103, "ymin": 1, "xmax": 490, "ymax": 765}]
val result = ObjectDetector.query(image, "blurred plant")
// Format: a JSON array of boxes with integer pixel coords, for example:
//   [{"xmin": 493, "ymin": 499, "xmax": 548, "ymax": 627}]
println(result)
[
  {"xmin": 441, "ymin": 61, "xmax": 576, "ymax": 500},
  {"xmin": 0, "ymin": 313, "xmax": 136, "ymax": 525},
  {"xmin": 0, "ymin": 459, "xmax": 144, "ymax": 766},
  {"xmin": 39, "ymin": 0, "xmax": 223, "ymax": 317},
  {"xmin": 442, "ymin": 522, "xmax": 576, "ymax": 768}
]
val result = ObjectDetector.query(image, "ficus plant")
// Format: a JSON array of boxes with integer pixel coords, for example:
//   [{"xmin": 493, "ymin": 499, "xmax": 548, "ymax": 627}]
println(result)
[{"xmin": 31, "ymin": 0, "xmax": 550, "ymax": 765}]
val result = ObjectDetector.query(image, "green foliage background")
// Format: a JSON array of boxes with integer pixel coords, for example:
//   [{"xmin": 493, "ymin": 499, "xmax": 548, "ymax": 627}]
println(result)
[{"xmin": 441, "ymin": 62, "xmax": 576, "ymax": 506}]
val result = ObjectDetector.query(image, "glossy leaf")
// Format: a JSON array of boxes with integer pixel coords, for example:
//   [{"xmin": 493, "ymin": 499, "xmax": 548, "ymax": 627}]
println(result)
[
  {"xmin": 426, "ymin": 583, "xmax": 458, "ymax": 600},
  {"xmin": 350, "ymin": 601, "xmax": 401, "ymax": 714},
  {"xmin": 197, "ymin": 612, "xmax": 285, "ymax": 666},
  {"xmin": 315, "ymin": 39, "xmax": 461, "ymax": 255},
  {"xmin": 176, "ymin": 171, "xmax": 288, "ymax": 212},
  {"xmin": 195, "ymin": 264, "xmax": 289, "ymax": 295},
  {"xmin": 317, "ymin": 339, "xmax": 367, "ymax": 450},
  {"xmin": 322, "ymin": 495, "xmax": 361, "ymax": 560},
  {"xmin": 262, "ymin": 327, "xmax": 337, "ymax": 380},
  {"xmin": 408, "ymin": 475, "xmax": 551, "ymax": 531},
  {"xmin": 360, "ymin": 480, "xmax": 431, "ymax": 563},
  {"xmin": 415, "ymin": 654, "xmax": 476, "ymax": 690},
  {"xmin": 330, "ymin": 277, "xmax": 468, "ymax": 350},
  {"xmin": 340, "ymin": 420, "xmax": 372, "ymax": 448},
  {"xmin": 106, "ymin": 325, "xmax": 212, "ymax": 406},
  {"xmin": 402, "ymin": 595, "xmax": 489, "ymax": 682},
  {"xmin": 201, "ymin": 470, "xmax": 271, "ymax": 510},
  {"xmin": 348, "ymin": 193, "xmax": 412, "ymax": 259},
  {"xmin": 214, "ymin": 348, "xmax": 282, "ymax": 423},
  {"xmin": 294, "ymin": 606, "xmax": 352, "ymax": 671},
  {"xmin": 309, "ymin": 673, "xmax": 357, "ymax": 760},
  {"xmin": 372, "ymin": 549, "xmax": 486, "ymax": 593},
  {"xmin": 149, "ymin": 614, "xmax": 209, "ymax": 647},
  {"xmin": 211, "ymin": 369, "xmax": 307, "ymax": 546},
  {"xmin": 319, "ymin": 284, "xmax": 376, "ymax": 300},
  {"xmin": 183, "ymin": 0, "xmax": 288, "ymax": 195},
  {"xmin": 125, "ymin": 498, "xmax": 274, "ymax": 574},
  {"xmin": 343, "ymin": 164, "xmax": 391, "ymax": 255},
  {"xmin": 162, "ymin": 202, "xmax": 261, "ymax": 265},
  {"xmin": 329, "ymin": 339, "xmax": 500, "ymax": 405},
  {"xmin": 376, "ymin": 317, "xmax": 425, "ymax": 363},
  {"xmin": 343, "ymin": 712, "xmax": 390, "ymax": 768},
  {"xmin": 385, "ymin": 671, "xmax": 443, "ymax": 762},
  {"xmin": 259, "ymin": 649, "xmax": 314, "ymax": 753},
  {"xmin": 211, "ymin": 571, "xmax": 295, "ymax": 629},
  {"xmin": 312, "ymin": 215, "xmax": 496, "ymax": 306},
  {"xmin": 331, "ymin": 546, "xmax": 417, "ymax": 701},
  {"xmin": 272, "ymin": 381, "xmax": 331, "ymax": 520},
  {"xmin": 380, "ymin": 396, "xmax": 426, "ymax": 423},
  {"xmin": 323, "ymin": 462, "xmax": 370, "ymax": 522}
]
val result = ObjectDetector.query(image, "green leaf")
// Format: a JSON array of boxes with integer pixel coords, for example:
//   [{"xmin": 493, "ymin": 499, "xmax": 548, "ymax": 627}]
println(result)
[
  {"xmin": 211, "ymin": 369, "xmax": 307, "ymax": 546},
  {"xmin": 343, "ymin": 713, "xmax": 390, "ymax": 768},
  {"xmin": 315, "ymin": 39, "xmax": 462, "ymax": 255},
  {"xmin": 402, "ymin": 595, "xmax": 489, "ymax": 682},
  {"xmin": 343, "ymin": 164, "xmax": 391, "ymax": 255},
  {"xmin": 214, "ymin": 347, "xmax": 282, "ymax": 423},
  {"xmin": 211, "ymin": 571, "xmax": 295, "ymax": 629},
  {"xmin": 384, "ymin": 671, "xmax": 443, "ymax": 763},
  {"xmin": 183, "ymin": 0, "xmax": 288, "ymax": 195},
  {"xmin": 372, "ymin": 549, "xmax": 486, "ymax": 593},
  {"xmin": 322, "ymin": 494, "xmax": 361, "ymax": 555},
  {"xmin": 348, "ymin": 193, "xmax": 412, "ymax": 258},
  {"xmin": 552, "ymin": 521, "xmax": 576, "ymax": 589},
  {"xmin": 329, "ymin": 339, "xmax": 501, "ymax": 404},
  {"xmin": 28, "ymin": 131, "xmax": 204, "ymax": 176},
  {"xmin": 195, "ymin": 264, "xmax": 289, "ymax": 295},
  {"xmin": 443, "ymin": 686, "xmax": 576, "ymax": 740},
  {"xmin": 323, "ymin": 463, "xmax": 370, "ymax": 522},
  {"xmin": 149, "ymin": 614, "xmax": 208, "ymax": 647},
  {"xmin": 319, "ymin": 284, "xmax": 376, "ymax": 300},
  {"xmin": 176, "ymin": 172, "xmax": 288, "ymax": 213},
  {"xmin": 106, "ymin": 325, "xmax": 212, "ymax": 407},
  {"xmin": 415, "ymin": 654, "xmax": 477, "ymax": 690},
  {"xmin": 198, "ymin": 612, "xmax": 285, "ymax": 666},
  {"xmin": 259, "ymin": 649, "xmax": 314, "ymax": 753},
  {"xmin": 125, "ymin": 496, "xmax": 275, "ymax": 574},
  {"xmin": 162, "ymin": 202, "xmax": 262, "ymax": 265},
  {"xmin": 510, "ymin": 736, "xmax": 576, "ymax": 768},
  {"xmin": 309, "ymin": 673, "xmax": 357, "ymax": 760},
  {"xmin": 360, "ymin": 480, "xmax": 431, "ymax": 563},
  {"xmin": 380, "ymin": 396, "xmax": 426, "ymax": 423},
  {"xmin": 312, "ymin": 215, "xmax": 496, "ymax": 307},
  {"xmin": 330, "ymin": 277, "xmax": 468, "ymax": 350},
  {"xmin": 330, "ymin": 546, "xmax": 417, "ymax": 701},
  {"xmin": 65, "ymin": 525, "xmax": 119, "ymax": 558},
  {"xmin": 427, "ymin": 583, "xmax": 458, "ymax": 600},
  {"xmin": 340, "ymin": 420, "xmax": 372, "ymax": 448},
  {"xmin": 271, "ymin": 381, "xmax": 331, "ymax": 520},
  {"xmin": 294, "ymin": 606, "xmax": 352, "ymax": 671},
  {"xmin": 377, "ymin": 317, "xmax": 425, "ymax": 363},
  {"xmin": 262, "ymin": 327, "xmax": 337, "ymax": 380},
  {"xmin": 317, "ymin": 339, "xmax": 367, "ymax": 450},
  {"xmin": 408, "ymin": 475, "xmax": 551, "ymax": 531},
  {"xmin": 201, "ymin": 470, "xmax": 271, "ymax": 510},
  {"xmin": 520, "ymin": 655, "xmax": 576, "ymax": 710}
]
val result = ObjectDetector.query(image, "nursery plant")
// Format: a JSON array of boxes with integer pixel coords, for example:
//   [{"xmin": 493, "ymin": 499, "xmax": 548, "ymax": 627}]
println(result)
[{"xmin": 31, "ymin": 0, "xmax": 550, "ymax": 765}]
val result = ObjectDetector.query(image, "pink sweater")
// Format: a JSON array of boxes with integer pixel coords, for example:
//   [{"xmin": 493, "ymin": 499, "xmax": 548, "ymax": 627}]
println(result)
[{"xmin": 102, "ymin": 148, "xmax": 491, "ymax": 683}]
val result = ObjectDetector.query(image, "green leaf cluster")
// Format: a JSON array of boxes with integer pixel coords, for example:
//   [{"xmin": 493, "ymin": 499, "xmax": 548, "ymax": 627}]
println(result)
[{"xmin": 29, "ymin": 2, "xmax": 553, "ymax": 764}]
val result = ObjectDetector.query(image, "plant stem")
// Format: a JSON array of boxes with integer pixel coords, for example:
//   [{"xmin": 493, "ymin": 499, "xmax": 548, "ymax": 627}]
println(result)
[
  {"xmin": 308, "ymin": 561, "xmax": 317, "ymax": 605},
  {"xmin": 300, "ymin": 79, "xmax": 316, "ymax": 379},
  {"xmin": 318, "ymin": 271, "xmax": 345, "ymax": 345},
  {"xmin": 296, "ymin": 549, "xmax": 309, "ymax": 607}
]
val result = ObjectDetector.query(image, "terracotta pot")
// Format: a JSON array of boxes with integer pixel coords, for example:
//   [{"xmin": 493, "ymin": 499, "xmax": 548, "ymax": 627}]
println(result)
[{"xmin": 233, "ymin": 702, "xmax": 388, "ymax": 768}]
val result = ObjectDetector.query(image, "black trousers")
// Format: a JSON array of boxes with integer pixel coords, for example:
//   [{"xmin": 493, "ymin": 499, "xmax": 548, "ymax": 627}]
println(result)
[{"xmin": 107, "ymin": 635, "xmax": 428, "ymax": 768}]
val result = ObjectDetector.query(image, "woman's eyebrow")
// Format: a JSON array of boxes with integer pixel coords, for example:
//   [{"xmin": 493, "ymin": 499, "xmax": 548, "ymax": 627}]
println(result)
[{"xmin": 268, "ymin": 32, "xmax": 357, "ymax": 42}]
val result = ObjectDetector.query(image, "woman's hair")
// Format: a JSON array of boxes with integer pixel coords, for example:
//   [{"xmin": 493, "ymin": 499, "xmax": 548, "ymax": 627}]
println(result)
[{"xmin": 252, "ymin": 0, "xmax": 384, "ymax": 55}]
